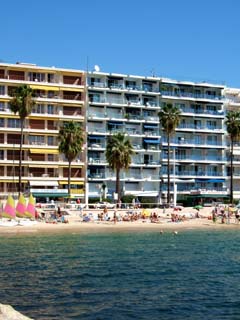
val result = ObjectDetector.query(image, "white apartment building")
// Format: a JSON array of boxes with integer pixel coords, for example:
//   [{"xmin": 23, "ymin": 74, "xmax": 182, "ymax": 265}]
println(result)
[
  {"xmin": 224, "ymin": 87, "xmax": 240, "ymax": 201},
  {"xmin": 86, "ymin": 72, "xmax": 227, "ymax": 204}
]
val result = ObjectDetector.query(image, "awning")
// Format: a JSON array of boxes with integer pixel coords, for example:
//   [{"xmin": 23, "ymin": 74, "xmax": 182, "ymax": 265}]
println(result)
[
  {"xmin": 143, "ymin": 124, "xmax": 158, "ymax": 128},
  {"xmin": 60, "ymin": 87, "xmax": 83, "ymax": 92},
  {"xmin": 196, "ymin": 179, "xmax": 225, "ymax": 183},
  {"xmin": 108, "ymin": 122, "xmax": 123, "ymax": 126},
  {"xmin": 144, "ymin": 139, "xmax": 160, "ymax": 144},
  {"xmin": 59, "ymin": 181, "xmax": 84, "ymax": 185},
  {"xmin": 88, "ymin": 136, "xmax": 105, "ymax": 139},
  {"xmin": 0, "ymin": 179, "xmax": 27, "ymax": 183},
  {"xmin": 29, "ymin": 180, "xmax": 58, "ymax": 187},
  {"xmin": 192, "ymin": 194, "xmax": 229, "ymax": 198},
  {"xmin": 30, "ymin": 84, "xmax": 60, "ymax": 91},
  {"xmin": 30, "ymin": 148, "xmax": 59, "ymax": 154},
  {"xmin": 32, "ymin": 192, "xmax": 68, "ymax": 198}
]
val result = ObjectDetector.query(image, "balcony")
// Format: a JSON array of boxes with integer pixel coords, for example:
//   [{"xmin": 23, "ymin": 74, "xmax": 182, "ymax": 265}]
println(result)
[
  {"xmin": 88, "ymin": 173, "xmax": 105, "ymax": 179},
  {"xmin": 88, "ymin": 143, "xmax": 105, "ymax": 148},
  {"xmin": 181, "ymin": 107, "xmax": 225, "ymax": 116},
  {"xmin": 88, "ymin": 158, "xmax": 106, "ymax": 164},
  {"xmin": 63, "ymin": 93, "xmax": 81, "ymax": 101},
  {"xmin": 161, "ymin": 91, "xmax": 224, "ymax": 101},
  {"xmin": 88, "ymin": 112, "xmax": 106, "ymax": 119},
  {"xmin": 89, "ymin": 81, "xmax": 106, "ymax": 88}
]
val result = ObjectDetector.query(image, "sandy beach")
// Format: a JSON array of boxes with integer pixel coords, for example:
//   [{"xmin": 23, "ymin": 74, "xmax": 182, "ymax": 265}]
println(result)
[{"xmin": 0, "ymin": 206, "xmax": 239, "ymax": 234}]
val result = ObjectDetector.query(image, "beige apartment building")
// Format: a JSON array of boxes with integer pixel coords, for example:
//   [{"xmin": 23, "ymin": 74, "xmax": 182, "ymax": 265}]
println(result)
[{"xmin": 0, "ymin": 62, "xmax": 86, "ymax": 201}]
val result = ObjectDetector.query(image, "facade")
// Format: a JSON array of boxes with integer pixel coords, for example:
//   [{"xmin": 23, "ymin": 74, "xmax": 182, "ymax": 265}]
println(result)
[
  {"xmin": 86, "ymin": 72, "xmax": 227, "ymax": 204},
  {"xmin": 0, "ymin": 62, "xmax": 86, "ymax": 201},
  {"xmin": 0, "ymin": 61, "xmax": 238, "ymax": 204},
  {"xmin": 224, "ymin": 87, "xmax": 240, "ymax": 201}
]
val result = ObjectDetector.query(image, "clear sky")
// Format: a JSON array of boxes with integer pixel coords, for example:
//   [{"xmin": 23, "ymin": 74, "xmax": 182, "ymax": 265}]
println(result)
[{"xmin": 1, "ymin": 0, "xmax": 240, "ymax": 87}]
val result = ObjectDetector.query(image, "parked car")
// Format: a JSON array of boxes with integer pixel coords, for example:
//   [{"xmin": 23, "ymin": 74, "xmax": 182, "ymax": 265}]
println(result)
[{"xmin": 94, "ymin": 202, "xmax": 115, "ymax": 209}]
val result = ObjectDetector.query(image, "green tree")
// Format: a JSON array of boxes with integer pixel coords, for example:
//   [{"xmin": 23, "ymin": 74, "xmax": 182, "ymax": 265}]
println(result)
[
  {"xmin": 225, "ymin": 111, "xmax": 240, "ymax": 204},
  {"xmin": 58, "ymin": 121, "xmax": 84, "ymax": 197},
  {"xmin": 158, "ymin": 103, "xmax": 181, "ymax": 205},
  {"xmin": 106, "ymin": 132, "xmax": 134, "ymax": 205},
  {"xmin": 9, "ymin": 85, "xmax": 35, "ymax": 195}
]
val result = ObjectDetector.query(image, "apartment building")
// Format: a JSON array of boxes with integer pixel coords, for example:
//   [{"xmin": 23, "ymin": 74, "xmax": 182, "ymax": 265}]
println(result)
[
  {"xmin": 86, "ymin": 72, "xmax": 227, "ymax": 204},
  {"xmin": 0, "ymin": 61, "xmax": 234, "ymax": 204},
  {"xmin": 224, "ymin": 87, "xmax": 240, "ymax": 201},
  {"xmin": 0, "ymin": 62, "xmax": 86, "ymax": 201}
]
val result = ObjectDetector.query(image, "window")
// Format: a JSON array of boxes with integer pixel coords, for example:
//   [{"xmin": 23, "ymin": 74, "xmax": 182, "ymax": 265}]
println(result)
[
  {"xmin": 207, "ymin": 120, "xmax": 216, "ymax": 129},
  {"xmin": 0, "ymin": 86, "xmax": 5, "ymax": 95},
  {"xmin": 48, "ymin": 154, "xmax": 54, "ymax": 161},
  {"xmin": 142, "ymin": 82, "xmax": 153, "ymax": 92},
  {"xmin": 47, "ymin": 136, "xmax": 54, "ymax": 145},
  {"xmin": 126, "ymin": 80, "xmax": 136, "ymax": 89},
  {"xmin": 207, "ymin": 135, "xmax": 217, "ymax": 145},
  {"xmin": 47, "ymin": 105, "xmax": 54, "ymax": 114},
  {"xmin": 8, "ymin": 119, "xmax": 20, "ymax": 128},
  {"xmin": 32, "ymin": 104, "xmax": 45, "ymax": 114},
  {"xmin": 29, "ymin": 72, "xmax": 45, "ymax": 82},
  {"xmin": 29, "ymin": 135, "xmax": 45, "ymax": 145}
]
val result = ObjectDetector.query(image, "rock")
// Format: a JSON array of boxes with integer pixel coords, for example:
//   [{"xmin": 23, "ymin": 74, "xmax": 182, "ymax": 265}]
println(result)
[{"xmin": 0, "ymin": 304, "xmax": 33, "ymax": 320}]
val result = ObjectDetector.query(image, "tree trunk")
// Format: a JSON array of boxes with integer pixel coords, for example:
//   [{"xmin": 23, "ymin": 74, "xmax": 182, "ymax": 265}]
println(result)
[
  {"xmin": 230, "ymin": 139, "xmax": 233, "ymax": 204},
  {"xmin": 18, "ymin": 119, "xmax": 24, "ymax": 196},
  {"xmin": 167, "ymin": 133, "xmax": 170, "ymax": 206},
  {"xmin": 116, "ymin": 168, "xmax": 120, "ymax": 207},
  {"xmin": 68, "ymin": 160, "xmax": 71, "ymax": 199}
]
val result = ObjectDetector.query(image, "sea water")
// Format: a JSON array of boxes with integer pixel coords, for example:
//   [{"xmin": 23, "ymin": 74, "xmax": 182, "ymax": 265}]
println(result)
[{"xmin": 0, "ymin": 229, "xmax": 240, "ymax": 320}]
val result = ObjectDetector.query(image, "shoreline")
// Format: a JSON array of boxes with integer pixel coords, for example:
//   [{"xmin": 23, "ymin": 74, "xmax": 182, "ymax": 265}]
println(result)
[
  {"xmin": 0, "ymin": 206, "xmax": 238, "ymax": 235},
  {"xmin": 0, "ymin": 218, "xmax": 239, "ymax": 235}
]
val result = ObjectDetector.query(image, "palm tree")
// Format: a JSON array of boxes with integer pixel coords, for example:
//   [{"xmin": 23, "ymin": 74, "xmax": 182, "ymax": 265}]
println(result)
[
  {"xmin": 106, "ymin": 132, "xmax": 134, "ymax": 205},
  {"xmin": 9, "ymin": 85, "xmax": 35, "ymax": 196},
  {"xmin": 225, "ymin": 111, "xmax": 240, "ymax": 204},
  {"xmin": 158, "ymin": 103, "xmax": 181, "ymax": 206},
  {"xmin": 58, "ymin": 121, "xmax": 84, "ymax": 197}
]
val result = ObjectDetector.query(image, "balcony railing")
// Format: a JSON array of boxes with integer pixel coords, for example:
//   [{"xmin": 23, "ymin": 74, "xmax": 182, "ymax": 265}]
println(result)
[
  {"xmin": 181, "ymin": 107, "xmax": 224, "ymax": 116},
  {"xmin": 161, "ymin": 170, "xmax": 224, "ymax": 176},
  {"xmin": 161, "ymin": 91, "xmax": 224, "ymax": 101}
]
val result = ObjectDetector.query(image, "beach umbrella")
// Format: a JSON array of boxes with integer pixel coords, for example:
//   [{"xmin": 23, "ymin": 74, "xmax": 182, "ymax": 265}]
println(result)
[
  {"xmin": 25, "ymin": 194, "xmax": 35, "ymax": 219},
  {"xmin": 194, "ymin": 205, "xmax": 203, "ymax": 210},
  {"xmin": 16, "ymin": 193, "xmax": 27, "ymax": 218},
  {"xmin": 2, "ymin": 195, "xmax": 16, "ymax": 219},
  {"xmin": 142, "ymin": 209, "xmax": 151, "ymax": 217}
]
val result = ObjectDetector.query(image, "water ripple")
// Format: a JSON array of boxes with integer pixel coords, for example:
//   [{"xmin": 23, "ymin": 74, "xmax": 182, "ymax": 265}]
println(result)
[{"xmin": 0, "ymin": 230, "xmax": 240, "ymax": 319}]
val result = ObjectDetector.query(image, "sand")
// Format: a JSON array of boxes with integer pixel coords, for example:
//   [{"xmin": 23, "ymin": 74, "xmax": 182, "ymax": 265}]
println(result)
[{"xmin": 0, "ymin": 206, "xmax": 238, "ymax": 235}]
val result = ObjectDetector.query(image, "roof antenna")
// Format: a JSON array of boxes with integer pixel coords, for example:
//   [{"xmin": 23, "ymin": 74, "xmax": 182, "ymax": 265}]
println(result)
[
  {"xmin": 94, "ymin": 65, "xmax": 100, "ymax": 72},
  {"xmin": 150, "ymin": 69, "xmax": 156, "ymax": 77}
]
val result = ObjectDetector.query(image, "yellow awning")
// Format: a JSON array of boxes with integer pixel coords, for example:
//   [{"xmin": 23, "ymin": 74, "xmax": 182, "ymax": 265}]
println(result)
[
  {"xmin": 59, "ymin": 181, "xmax": 84, "ymax": 185},
  {"xmin": 0, "ymin": 179, "xmax": 27, "ymax": 183},
  {"xmin": 60, "ymin": 87, "xmax": 83, "ymax": 92},
  {"xmin": 0, "ymin": 97, "xmax": 10, "ymax": 102},
  {"xmin": 30, "ymin": 84, "xmax": 60, "ymax": 91},
  {"xmin": 30, "ymin": 148, "xmax": 59, "ymax": 154}
]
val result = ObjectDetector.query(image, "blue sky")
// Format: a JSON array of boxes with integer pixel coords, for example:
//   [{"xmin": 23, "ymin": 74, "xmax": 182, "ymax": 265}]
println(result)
[{"xmin": 1, "ymin": 0, "xmax": 240, "ymax": 87}]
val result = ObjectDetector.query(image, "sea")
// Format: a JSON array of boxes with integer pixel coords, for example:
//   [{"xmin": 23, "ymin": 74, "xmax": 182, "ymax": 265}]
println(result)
[{"xmin": 0, "ymin": 229, "xmax": 240, "ymax": 320}]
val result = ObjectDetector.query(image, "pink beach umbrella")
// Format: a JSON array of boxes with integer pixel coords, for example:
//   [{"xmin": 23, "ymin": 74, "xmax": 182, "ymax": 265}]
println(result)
[
  {"xmin": 16, "ymin": 193, "xmax": 27, "ymax": 218},
  {"xmin": 25, "ymin": 194, "xmax": 36, "ymax": 219},
  {"xmin": 2, "ymin": 195, "xmax": 16, "ymax": 219}
]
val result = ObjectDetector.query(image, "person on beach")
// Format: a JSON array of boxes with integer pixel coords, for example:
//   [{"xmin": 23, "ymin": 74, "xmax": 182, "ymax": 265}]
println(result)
[
  {"xmin": 113, "ymin": 210, "xmax": 117, "ymax": 224},
  {"xmin": 236, "ymin": 210, "xmax": 240, "ymax": 224},
  {"xmin": 212, "ymin": 210, "xmax": 217, "ymax": 223}
]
